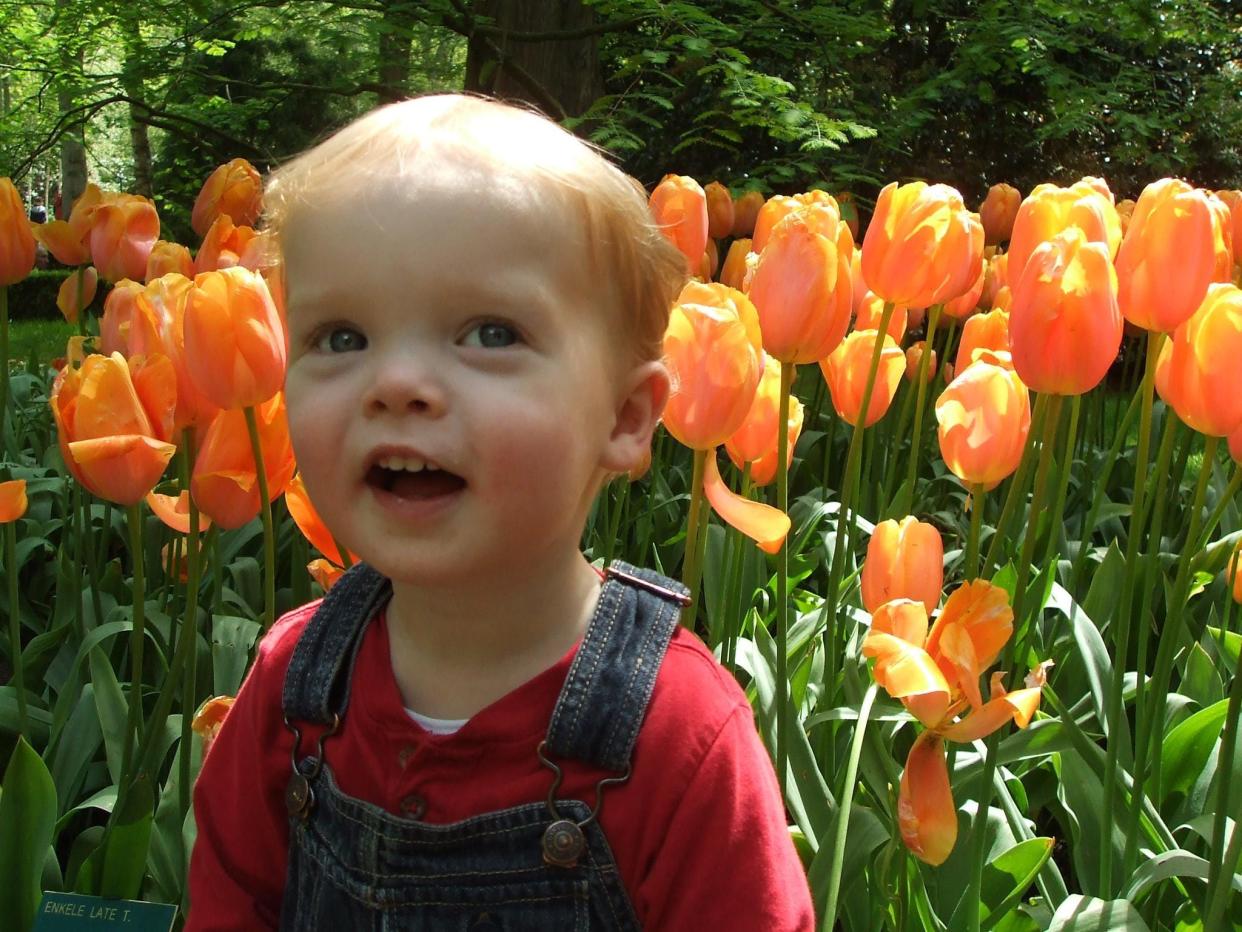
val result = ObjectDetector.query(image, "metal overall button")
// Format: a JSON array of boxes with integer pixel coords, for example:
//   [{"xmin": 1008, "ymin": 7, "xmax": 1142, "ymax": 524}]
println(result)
[
  {"xmin": 536, "ymin": 740, "xmax": 631, "ymax": 869},
  {"xmin": 283, "ymin": 713, "xmax": 341, "ymax": 820}
]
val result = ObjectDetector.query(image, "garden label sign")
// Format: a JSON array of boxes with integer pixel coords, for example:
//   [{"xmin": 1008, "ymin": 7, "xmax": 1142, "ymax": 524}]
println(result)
[{"xmin": 33, "ymin": 893, "xmax": 176, "ymax": 931}]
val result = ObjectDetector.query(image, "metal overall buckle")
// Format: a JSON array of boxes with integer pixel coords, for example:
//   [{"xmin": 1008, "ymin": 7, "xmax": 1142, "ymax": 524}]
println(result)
[
  {"xmin": 536, "ymin": 740, "xmax": 631, "ymax": 869},
  {"xmin": 283, "ymin": 713, "xmax": 341, "ymax": 820}
]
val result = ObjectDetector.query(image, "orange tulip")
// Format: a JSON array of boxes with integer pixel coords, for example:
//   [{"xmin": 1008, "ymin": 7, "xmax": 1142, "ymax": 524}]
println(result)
[
  {"xmin": 145, "ymin": 241, "xmax": 194, "ymax": 281},
  {"xmin": 820, "ymin": 330, "xmax": 904, "ymax": 427},
  {"xmin": 285, "ymin": 472, "xmax": 353, "ymax": 565},
  {"xmin": 981, "ymin": 252, "xmax": 1009, "ymax": 310},
  {"xmin": 1154, "ymin": 283, "xmax": 1242, "ymax": 437},
  {"xmin": 1217, "ymin": 190, "xmax": 1242, "ymax": 267},
  {"xmin": 751, "ymin": 195, "xmax": 800, "ymax": 255},
  {"xmin": 905, "ymin": 342, "xmax": 937, "ymax": 383},
  {"xmin": 838, "ymin": 192, "xmax": 860, "ymax": 240},
  {"xmin": 856, "ymin": 291, "xmax": 908, "ymax": 343},
  {"xmin": 649, "ymin": 175, "xmax": 709, "ymax": 274},
  {"xmin": 955, "ymin": 308, "xmax": 1011, "ymax": 374},
  {"xmin": 936, "ymin": 360, "xmax": 1030, "ymax": 490},
  {"xmin": 1009, "ymin": 227, "xmax": 1122, "ymax": 396},
  {"xmin": 1231, "ymin": 420, "xmax": 1242, "ymax": 465},
  {"xmin": 942, "ymin": 263, "xmax": 985, "ymax": 320},
  {"xmin": 184, "ymin": 266, "xmax": 287, "ymax": 410},
  {"xmin": 1208, "ymin": 193, "xmax": 1235, "ymax": 285},
  {"xmin": 1116, "ymin": 179, "xmax": 1227, "ymax": 333},
  {"xmin": 137, "ymin": 273, "xmax": 222, "ymax": 431},
  {"xmin": 90, "ymin": 194, "xmax": 160, "ymax": 283},
  {"xmin": 0, "ymin": 178, "xmax": 36, "ymax": 286},
  {"xmin": 100, "ymin": 279, "xmax": 160, "ymax": 358},
  {"xmin": 702, "ymin": 450, "xmax": 789, "ymax": 554},
  {"xmin": 850, "ymin": 248, "xmax": 868, "ymax": 316},
  {"xmin": 899, "ymin": 731, "xmax": 958, "ymax": 866},
  {"xmin": 731, "ymin": 190, "xmax": 764, "ymax": 238},
  {"xmin": 861, "ymin": 517, "xmax": 944, "ymax": 614},
  {"xmin": 56, "ymin": 266, "xmax": 98, "ymax": 325},
  {"xmin": 704, "ymin": 182, "xmax": 735, "ymax": 240},
  {"xmin": 979, "ymin": 183, "xmax": 1021, "ymax": 246},
  {"xmin": 662, "ymin": 282, "xmax": 764, "ymax": 450},
  {"xmin": 147, "ymin": 489, "xmax": 212, "ymax": 534},
  {"xmin": 725, "ymin": 356, "xmax": 804, "ymax": 487},
  {"xmin": 1007, "ymin": 180, "xmax": 1121, "ymax": 284},
  {"xmin": 0, "ymin": 479, "xmax": 27, "ymax": 522},
  {"xmin": 862, "ymin": 182, "xmax": 984, "ymax": 309},
  {"xmin": 308, "ymin": 558, "xmax": 346, "ymax": 592},
  {"xmin": 191, "ymin": 158, "xmax": 263, "ymax": 238},
  {"xmin": 49, "ymin": 352, "xmax": 178, "ymax": 506},
  {"xmin": 31, "ymin": 184, "xmax": 104, "ymax": 266},
  {"xmin": 749, "ymin": 208, "xmax": 853, "ymax": 363},
  {"xmin": 1227, "ymin": 540, "xmax": 1242, "ymax": 605},
  {"xmin": 191, "ymin": 392, "xmax": 296, "ymax": 529},
  {"xmin": 192, "ymin": 696, "xmax": 236, "ymax": 755},
  {"xmin": 702, "ymin": 239, "xmax": 719, "ymax": 281},
  {"xmin": 719, "ymin": 238, "xmax": 751, "ymax": 290},
  {"xmin": 194, "ymin": 215, "xmax": 260, "ymax": 275}
]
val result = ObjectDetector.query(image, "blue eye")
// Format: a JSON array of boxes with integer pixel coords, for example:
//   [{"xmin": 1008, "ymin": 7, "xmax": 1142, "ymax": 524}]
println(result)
[
  {"xmin": 315, "ymin": 327, "xmax": 367, "ymax": 353},
  {"xmin": 463, "ymin": 322, "xmax": 520, "ymax": 349}
]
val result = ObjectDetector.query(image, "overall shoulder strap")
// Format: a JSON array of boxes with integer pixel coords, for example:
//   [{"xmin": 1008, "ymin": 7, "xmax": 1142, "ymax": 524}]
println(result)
[
  {"xmin": 544, "ymin": 561, "xmax": 689, "ymax": 773},
  {"xmin": 281, "ymin": 562, "xmax": 392, "ymax": 725}
]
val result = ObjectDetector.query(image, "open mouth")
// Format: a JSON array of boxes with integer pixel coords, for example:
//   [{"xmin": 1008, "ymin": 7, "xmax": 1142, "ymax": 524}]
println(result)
[{"xmin": 366, "ymin": 461, "xmax": 467, "ymax": 500}]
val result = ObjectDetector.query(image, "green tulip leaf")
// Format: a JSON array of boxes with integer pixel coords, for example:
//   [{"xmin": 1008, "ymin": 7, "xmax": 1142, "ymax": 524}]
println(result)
[
  {"xmin": 1161, "ymin": 699, "xmax": 1227, "ymax": 807},
  {"xmin": 1048, "ymin": 895, "xmax": 1150, "ymax": 931},
  {"xmin": 0, "ymin": 737, "xmax": 59, "ymax": 932}
]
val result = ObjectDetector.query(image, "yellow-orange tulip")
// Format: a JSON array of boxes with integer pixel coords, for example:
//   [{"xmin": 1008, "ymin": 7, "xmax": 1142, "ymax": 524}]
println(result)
[
  {"xmin": 31, "ymin": 184, "xmax": 104, "ymax": 266},
  {"xmin": 143, "ymin": 273, "xmax": 223, "ymax": 432},
  {"xmin": 936, "ymin": 360, "xmax": 1030, "ymax": 490},
  {"xmin": 145, "ymin": 240, "xmax": 194, "ymax": 281},
  {"xmin": 731, "ymin": 190, "xmax": 764, "ymax": 238},
  {"xmin": 725, "ymin": 356, "xmax": 804, "ymax": 487},
  {"xmin": 649, "ymin": 175, "xmax": 709, "ymax": 274},
  {"xmin": 194, "ymin": 215, "xmax": 260, "ymax": 275},
  {"xmin": 1217, "ymin": 190, "xmax": 1242, "ymax": 266},
  {"xmin": 0, "ymin": 479, "xmax": 27, "ymax": 523},
  {"xmin": 850, "ymin": 248, "xmax": 868, "ymax": 315},
  {"xmin": 702, "ymin": 239, "xmax": 719, "ymax": 281},
  {"xmin": 1007, "ymin": 180, "xmax": 1121, "ymax": 284},
  {"xmin": 1208, "ymin": 193, "xmax": 1235, "ymax": 285},
  {"xmin": 856, "ymin": 291, "xmax": 908, "ymax": 343},
  {"xmin": 861, "ymin": 517, "xmax": 944, "ymax": 614},
  {"xmin": 702, "ymin": 451, "xmax": 789, "ymax": 554},
  {"xmin": 1231, "ymin": 421, "xmax": 1242, "ymax": 465},
  {"xmin": 285, "ymin": 473, "xmax": 353, "ymax": 565},
  {"xmin": 184, "ymin": 266, "xmax": 287, "ymax": 410},
  {"xmin": 905, "ymin": 342, "xmax": 937, "ymax": 383},
  {"xmin": 0, "ymin": 178, "xmax": 36, "ymax": 286},
  {"xmin": 942, "ymin": 264, "xmax": 985, "ymax": 320},
  {"xmin": 147, "ymin": 489, "xmax": 212, "ymax": 534},
  {"xmin": 191, "ymin": 393, "xmax": 296, "ymax": 529},
  {"xmin": 719, "ymin": 238, "xmax": 751, "ymax": 290},
  {"xmin": 704, "ymin": 182, "xmax": 735, "ymax": 240},
  {"xmin": 192, "ymin": 696, "xmax": 235, "ymax": 755},
  {"xmin": 56, "ymin": 266, "xmax": 98, "ymax": 325},
  {"xmin": 662, "ymin": 282, "xmax": 764, "ymax": 449},
  {"xmin": 751, "ymin": 195, "xmax": 800, "ymax": 255},
  {"xmin": 1155, "ymin": 284, "xmax": 1242, "ymax": 437},
  {"xmin": 981, "ymin": 252, "xmax": 1009, "ymax": 309},
  {"xmin": 1009, "ymin": 227, "xmax": 1122, "ymax": 395},
  {"xmin": 1228, "ymin": 540, "xmax": 1242, "ymax": 604},
  {"xmin": 100, "ymin": 279, "xmax": 160, "ymax": 358},
  {"xmin": 191, "ymin": 158, "xmax": 263, "ymax": 238},
  {"xmin": 308, "ymin": 558, "xmax": 346, "ymax": 592},
  {"xmin": 749, "ymin": 208, "xmax": 853, "ymax": 363},
  {"xmin": 90, "ymin": 194, "xmax": 160, "ymax": 283},
  {"xmin": 861, "ymin": 182, "xmax": 984, "ymax": 308},
  {"xmin": 49, "ymin": 352, "xmax": 178, "ymax": 506},
  {"xmin": 1116, "ymin": 179, "xmax": 1227, "ymax": 333},
  {"xmin": 979, "ymin": 183, "xmax": 1021, "ymax": 246},
  {"xmin": 821, "ymin": 330, "xmax": 904, "ymax": 427},
  {"xmin": 899, "ymin": 731, "xmax": 958, "ymax": 866},
  {"xmin": 955, "ymin": 308, "xmax": 1011, "ymax": 374}
]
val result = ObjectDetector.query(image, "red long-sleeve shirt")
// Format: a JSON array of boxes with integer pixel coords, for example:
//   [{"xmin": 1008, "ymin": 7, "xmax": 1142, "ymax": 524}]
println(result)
[{"xmin": 186, "ymin": 600, "xmax": 815, "ymax": 930}]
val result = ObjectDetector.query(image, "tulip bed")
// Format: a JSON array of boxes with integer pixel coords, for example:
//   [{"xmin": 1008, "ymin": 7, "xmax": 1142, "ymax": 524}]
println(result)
[{"xmin": 0, "ymin": 166, "xmax": 1241, "ymax": 932}]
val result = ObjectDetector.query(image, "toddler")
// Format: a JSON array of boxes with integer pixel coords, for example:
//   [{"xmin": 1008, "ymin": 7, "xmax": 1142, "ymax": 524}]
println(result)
[{"xmin": 187, "ymin": 93, "xmax": 814, "ymax": 931}]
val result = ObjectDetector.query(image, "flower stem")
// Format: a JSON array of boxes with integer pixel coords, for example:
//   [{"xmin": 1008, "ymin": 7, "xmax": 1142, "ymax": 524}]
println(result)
[
  {"xmin": 179, "ymin": 427, "xmax": 201, "ymax": 822},
  {"xmin": 5, "ymin": 519, "xmax": 23, "ymax": 736},
  {"xmin": 776, "ymin": 360, "xmax": 794, "ymax": 801},
  {"xmin": 243, "ymin": 405, "xmax": 276, "ymax": 630},
  {"xmin": 119, "ymin": 502, "xmax": 146, "ymax": 785},
  {"xmin": 903, "ymin": 303, "xmax": 943, "ymax": 496},
  {"xmin": 681, "ymin": 448, "xmax": 709, "ymax": 626},
  {"xmin": 981, "ymin": 395, "xmax": 1048, "ymax": 578},
  {"xmin": 1205, "ymin": 549, "xmax": 1242, "ymax": 928},
  {"xmin": 964, "ymin": 484, "xmax": 985, "ymax": 582},
  {"xmin": 823, "ymin": 682, "xmax": 878, "ymax": 929},
  {"xmin": 0, "ymin": 286, "xmax": 8, "ymax": 449}
]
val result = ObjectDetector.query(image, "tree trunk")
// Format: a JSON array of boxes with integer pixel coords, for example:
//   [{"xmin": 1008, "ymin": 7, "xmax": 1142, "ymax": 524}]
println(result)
[
  {"xmin": 55, "ymin": 0, "xmax": 87, "ymax": 214},
  {"xmin": 463, "ymin": 0, "xmax": 604, "ymax": 121},
  {"xmin": 127, "ymin": 97, "xmax": 154, "ymax": 198},
  {"xmin": 377, "ymin": 1, "xmax": 417, "ymax": 103}
]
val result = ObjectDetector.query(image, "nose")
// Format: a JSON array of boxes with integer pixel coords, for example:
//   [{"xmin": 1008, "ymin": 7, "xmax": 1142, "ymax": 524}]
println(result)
[{"xmin": 362, "ymin": 348, "xmax": 448, "ymax": 418}]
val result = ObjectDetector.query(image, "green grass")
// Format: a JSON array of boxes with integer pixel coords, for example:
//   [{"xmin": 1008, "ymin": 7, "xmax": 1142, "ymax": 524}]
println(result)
[{"xmin": 6, "ymin": 317, "xmax": 78, "ymax": 366}]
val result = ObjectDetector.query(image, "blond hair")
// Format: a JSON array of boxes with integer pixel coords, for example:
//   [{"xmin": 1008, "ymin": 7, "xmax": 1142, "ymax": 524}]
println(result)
[{"xmin": 264, "ymin": 94, "xmax": 686, "ymax": 362}]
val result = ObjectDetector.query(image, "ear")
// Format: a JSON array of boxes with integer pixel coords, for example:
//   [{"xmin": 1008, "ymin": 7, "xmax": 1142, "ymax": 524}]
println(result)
[{"xmin": 599, "ymin": 360, "xmax": 670, "ymax": 474}]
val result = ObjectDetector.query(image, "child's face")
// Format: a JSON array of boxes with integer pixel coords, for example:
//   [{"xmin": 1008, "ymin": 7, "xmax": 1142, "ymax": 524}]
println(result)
[{"xmin": 282, "ymin": 163, "xmax": 637, "ymax": 586}]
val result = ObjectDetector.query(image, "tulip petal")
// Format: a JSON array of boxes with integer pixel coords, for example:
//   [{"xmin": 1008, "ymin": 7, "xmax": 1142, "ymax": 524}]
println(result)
[
  {"xmin": 285, "ymin": 473, "xmax": 352, "ymax": 565},
  {"xmin": 702, "ymin": 450, "xmax": 790, "ymax": 554},
  {"xmin": 937, "ymin": 686, "xmax": 1044, "ymax": 743},
  {"xmin": 860, "ymin": 631, "xmax": 952, "ymax": 728},
  {"xmin": 67, "ymin": 435, "xmax": 177, "ymax": 506},
  {"xmin": 0, "ymin": 479, "xmax": 27, "ymax": 523},
  {"xmin": 899, "ymin": 731, "xmax": 958, "ymax": 866},
  {"xmin": 146, "ymin": 490, "xmax": 212, "ymax": 534}
]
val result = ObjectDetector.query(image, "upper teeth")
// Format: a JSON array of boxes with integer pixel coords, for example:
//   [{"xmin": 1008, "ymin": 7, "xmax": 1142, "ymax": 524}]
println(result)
[{"xmin": 378, "ymin": 455, "xmax": 434, "ymax": 473}]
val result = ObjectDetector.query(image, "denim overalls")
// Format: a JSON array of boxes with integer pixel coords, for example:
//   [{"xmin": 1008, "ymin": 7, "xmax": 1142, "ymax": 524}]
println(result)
[{"xmin": 277, "ymin": 561, "xmax": 689, "ymax": 931}]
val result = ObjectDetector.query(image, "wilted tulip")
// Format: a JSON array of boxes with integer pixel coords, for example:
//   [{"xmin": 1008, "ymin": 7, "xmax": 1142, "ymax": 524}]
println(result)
[
  {"xmin": 0, "ymin": 178, "xmax": 36, "ymax": 286},
  {"xmin": 662, "ymin": 282, "xmax": 764, "ymax": 449},
  {"xmin": 856, "ymin": 291, "xmax": 908, "ymax": 343},
  {"xmin": 649, "ymin": 175, "xmax": 709, "ymax": 274},
  {"xmin": 936, "ymin": 360, "xmax": 1031, "ymax": 490},
  {"xmin": 1009, "ymin": 227, "xmax": 1122, "ymax": 395},
  {"xmin": 955, "ymin": 308, "xmax": 1011, "ymax": 374},
  {"xmin": 979, "ymin": 183, "xmax": 1021, "ymax": 245},
  {"xmin": 749, "ymin": 208, "xmax": 853, "ymax": 363},
  {"xmin": 1116, "ymin": 179, "xmax": 1227, "ymax": 333},
  {"xmin": 147, "ymin": 489, "xmax": 212, "ymax": 534},
  {"xmin": 285, "ymin": 472, "xmax": 353, "ymax": 565},
  {"xmin": 194, "ymin": 215, "xmax": 260, "ymax": 275},
  {"xmin": 1007, "ymin": 180, "xmax": 1121, "ymax": 284},
  {"xmin": 704, "ymin": 182, "xmax": 735, "ymax": 240},
  {"xmin": 191, "ymin": 393, "xmax": 296, "ymax": 529},
  {"xmin": 145, "ymin": 241, "xmax": 194, "ymax": 281},
  {"xmin": 905, "ymin": 342, "xmax": 937, "ymax": 383},
  {"xmin": 49, "ymin": 352, "xmax": 178, "ymax": 506},
  {"xmin": 821, "ymin": 330, "xmax": 904, "ymax": 427},
  {"xmin": 862, "ymin": 182, "xmax": 984, "ymax": 309},
  {"xmin": 0, "ymin": 479, "xmax": 27, "ymax": 523},
  {"xmin": 731, "ymin": 190, "xmax": 764, "ymax": 238},
  {"xmin": 56, "ymin": 266, "xmax": 98, "ymax": 325},
  {"xmin": 861, "ymin": 517, "xmax": 944, "ymax": 614},
  {"xmin": 184, "ymin": 266, "xmax": 287, "ymax": 410},
  {"xmin": 90, "ymin": 193, "xmax": 160, "ymax": 283},
  {"xmin": 1154, "ymin": 283, "xmax": 1242, "ymax": 437},
  {"xmin": 719, "ymin": 238, "xmax": 751, "ymax": 290},
  {"xmin": 725, "ymin": 356, "xmax": 805, "ymax": 487},
  {"xmin": 191, "ymin": 158, "xmax": 263, "ymax": 237},
  {"xmin": 192, "ymin": 696, "xmax": 235, "ymax": 755},
  {"xmin": 702, "ymin": 451, "xmax": 789, "ymax": 554}
]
